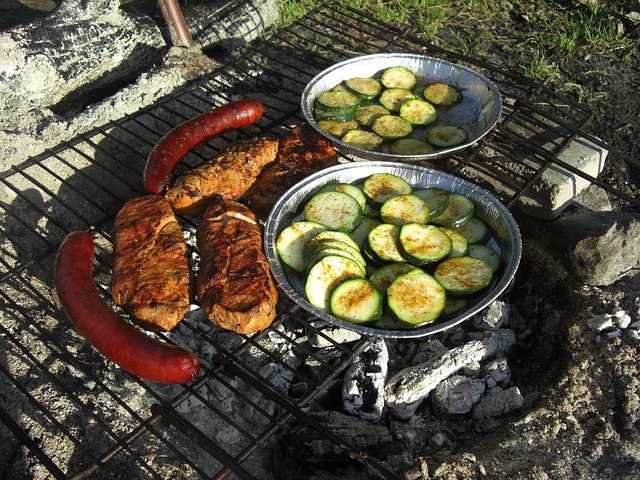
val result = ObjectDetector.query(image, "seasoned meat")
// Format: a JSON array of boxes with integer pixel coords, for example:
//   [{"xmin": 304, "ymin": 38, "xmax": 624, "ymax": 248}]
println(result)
[
  {"xmin": 112, "ymin": 195, "xmax": 191, "ymax": 332},
  {"xmin": 196, "ymin": 196, "xmax": 278, "ymax": 334},
  {"xmin": 165, "ymin": 135, "xmax": 279, "ymax": 217},
  {"xmin": 239, "ymin": 124, "xmax": 339, "ymax": 220}
]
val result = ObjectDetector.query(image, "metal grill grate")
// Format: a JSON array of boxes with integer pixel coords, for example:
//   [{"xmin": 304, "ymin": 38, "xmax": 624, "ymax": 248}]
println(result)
[{"xmin": 1, "ymin": 2, "xmax": 638, "ymax": 479}]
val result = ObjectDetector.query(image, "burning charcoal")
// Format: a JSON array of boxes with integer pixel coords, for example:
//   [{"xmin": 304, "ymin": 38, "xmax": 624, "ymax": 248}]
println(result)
[
  {"xmin": 411, "ymin": 339, "xmax": 448, "ymax": 366},
  {"xmin": 446, "ymin": 327, "xmax": 466, "ymax": 346},
  {"xmin": 342, "ymin": 337, "xmax": 388, "ymax": 421},
  {"xmin": 472, "ymin": 386, "xmax": 524, "ymax": 420},
  {"xmin": 482, "ymin": 358, "xmax": 511, "ymax": 388},
  {"xmin": 308, "ymin": 327, "xmax": 362, "ymax": 348},
  {"xmin": 482, "ymin": 329, "xmax": 516, "ymax": 356},
  {"xmin": 463, "ymin": 361, "xmax": 482, "ymax": 377},
  {"xmin": 432, "ymin": 375, "xmax": 486, "ymax": 415},
  {"xmin": 473, "ymin": 300, "xmax": 510, "ymax": 330},
  {"xmin": 385, "ymin": 340, "xmax": 491, "ymax": 420}
]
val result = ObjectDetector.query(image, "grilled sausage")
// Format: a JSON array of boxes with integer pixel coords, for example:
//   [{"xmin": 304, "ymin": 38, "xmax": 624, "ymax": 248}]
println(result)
[
  {"xmin": 55, "ymin": 231, "xmax": 200, "ymax": 384},
  {"xmin": 196, "ymin": 196, "xmax": 278, "ymax": 334},
  {"xmin": 143, "ymin": 98, "xmax": 264, "ymax": 195}
]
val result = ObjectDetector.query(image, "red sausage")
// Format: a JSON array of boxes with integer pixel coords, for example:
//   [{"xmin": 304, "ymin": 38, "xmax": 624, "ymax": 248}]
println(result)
[
  {"xmin": 54, "ymin": 231, "xmax": 200, "ymax": 384},
  {"xmin": 143, "ymin": 98, "xmax": 265, "ymax": 194}
]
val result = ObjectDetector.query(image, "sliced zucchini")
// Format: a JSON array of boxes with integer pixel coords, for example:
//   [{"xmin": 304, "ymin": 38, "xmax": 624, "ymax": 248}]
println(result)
[
  {"xmin": 399, "ymin": 98, "xmax": 438, "ymax": 126},
  {"xmin": 371, "ymin": 114, "xmax": 413, "ymax": 139},
  {"xmin": 412, "ymin": 187, "xmax": 449, "ymax": 219},
  {"xmin": 430, "ymin": 193, "xmax": 475, "ymax": 229},
  {"xmin": 369, "ymin": 262, "xmax": 420, "ymax": 293},
  {"xmin": 341, "ymin": 129, "xmax": 384, "ymax": 151},
  {"xmin": 275, "ymin": 221, "xmax": 328, "ymax": 273},
  {"xmin": 440, "ymin": 227, "xmax": 469, "ymax": 258},
  {"xmin": 389, "ymin": 138, "xmax": 435, "ymax": 155},
  {"xmin": 330, "ymin": 83, "xmax": 351, "ymax": 93},
  {"xmin": 398, "ymin": 223, "xmax": 452, "ymax": 266},
  {"xmin": 317, "ymin": 119, "xmax": 359, "ymax": 138},
  {"xmin": 304, "ymin": 190, "xmax": 362, "ymax": 233},
  {"xmin": 362, "ymin": 173, "xmax": 412, "ymax": 205},
  {"xmin": 380, "ymin": 66, "xmax": 417, "ymax": 90},
  {"xmin": 304, "ymin": 230, "xmax": 361, "ymax": 257},
  {"xmin": 344, "ymin": 77, "xmax": 383, "ymax": 100},
  {"xmin": 330, "ymin": 278, "xmax": 383, "ymax": 324},
  {"xmin": 379, "ymin": 88, "xmax": 416, "ymax": 113},
  {"xmin": 453, "ymin": 216, "xmax": 488, "ymax": 244},
  {"xmin": 434, "ymin": 256, "xmax": 493, "ymax": 296},
  {"xmin": 305, "ymin": 255, "xmax": 365, "ymax": 313},
  {"xmin": 426, "ymin": 124, "xmax": 468, "ymax": 148},
  {"xmin": 348, "ymin": 216, "xmax": 382, "ymax": 249},
  {"xmin": 304, "ymin": 243, "xmax": 367, "ymax": 276},
  {"xmin": 355, "ymin": 104, "xmax": 390, "ymax": 127},
  {"xmin": 314, "ymin": 108, "xmax": 356, "ymax": 122},
  {"xmin": 444, "ymin": 297, "xmax": 468, "ymax": 315},
  {"xmin": 467, "ymin": 244, "xmax": 501, "ymax": 273},
  {"xmin": 422, "ymin": 81, "xmax": 463, "ymax": 107},
  {"xmin": 366, "ymin": 223, "xmax": 405, "ymax": 263},
  {"xmin": 387, "ymin": 269, "xmax": 446, "ymax": 325},
  {"xmin": 318, "ymin": 182, "xmax": 367, "ymax": 210},
  {"xmin": 380, "ymin": 194, "xmax": 430, "ymax": 226},
  {"xmin": 315, "ymin": 91, "xmax": 360, "ymax": 112}
]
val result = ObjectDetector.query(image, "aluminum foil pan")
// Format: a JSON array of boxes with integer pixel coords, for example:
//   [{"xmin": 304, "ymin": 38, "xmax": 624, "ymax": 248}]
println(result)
[
  {"xmin": 264, "ymin": 162, "xmax": 522, "ymax": 339},
  {"xmin": 301, "ymin": 53, "xmax": 502, "ymax": 162}
]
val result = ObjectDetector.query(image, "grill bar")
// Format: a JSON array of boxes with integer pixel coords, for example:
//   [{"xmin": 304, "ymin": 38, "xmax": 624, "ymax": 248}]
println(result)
[{"xmin": 1, "ymin": 1, "xmax": 638, "ymax": 478}]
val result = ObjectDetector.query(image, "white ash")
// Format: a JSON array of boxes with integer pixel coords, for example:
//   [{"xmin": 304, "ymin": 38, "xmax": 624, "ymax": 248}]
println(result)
[
  {"xmin": 482, "ymin": 357, "xmax": 512, "ymax": 388},
  {"xmin": 432, "ymin": 375, "xmax": 486, "ymax": 415},
  {"xmin": 472, "ymin": 386, "xmax": 524, "ymax": 420},
  {"xmin": 385, "ymin": 339, "xmax": 493, "ymax": 420},
  {"xmin": 308, "ymin": 325, "xmax": 362, "ymax": 347},
  {"xmin": 472, "ymin": 300, "xmax": 510, "ymax": 330},
  {"xmin": 342, "ymin": 337, "xmax": 388, "ymax": 421}
]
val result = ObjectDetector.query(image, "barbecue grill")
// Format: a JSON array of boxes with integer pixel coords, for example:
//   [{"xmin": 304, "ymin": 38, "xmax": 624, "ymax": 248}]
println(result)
[{"xmin": 1, "ymin": 2, "xmax": 639, "ymax": 479}]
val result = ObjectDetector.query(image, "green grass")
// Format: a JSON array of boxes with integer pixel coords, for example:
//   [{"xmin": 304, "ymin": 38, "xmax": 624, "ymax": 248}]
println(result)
[{"xmin": 277, "ymin": 0, "xmax": 638, "ymax": 82}]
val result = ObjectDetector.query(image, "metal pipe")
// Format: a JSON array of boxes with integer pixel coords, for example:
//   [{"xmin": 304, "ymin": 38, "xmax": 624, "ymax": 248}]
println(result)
[{"xmin": 157, "ymin": 0, "xmax": 194, "ymax": 48}]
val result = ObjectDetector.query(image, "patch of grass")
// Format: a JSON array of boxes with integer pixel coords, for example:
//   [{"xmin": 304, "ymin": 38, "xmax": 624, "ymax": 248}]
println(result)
[
  {"xmin": 521, "ymin": 49, "xmax": 560, "ymax": 81},
  {"xmin": 526, "ymin": 1, "xmax": 635, "ymax": 57}
]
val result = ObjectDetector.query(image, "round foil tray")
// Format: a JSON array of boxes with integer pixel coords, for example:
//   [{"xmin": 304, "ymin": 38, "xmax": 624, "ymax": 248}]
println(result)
[
  {"xmin": 264, "ymin": 162, "xmax": 522, "ymax": 339},
  {"xmin": 301, "ymin": 53, "xmax": 502, "ymax": 162}
]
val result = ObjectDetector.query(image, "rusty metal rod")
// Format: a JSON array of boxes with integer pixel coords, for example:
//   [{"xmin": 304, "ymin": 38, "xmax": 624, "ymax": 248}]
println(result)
[{"xmin": 157, "ymin": 0, "xmax": 194, "ymax": 48}]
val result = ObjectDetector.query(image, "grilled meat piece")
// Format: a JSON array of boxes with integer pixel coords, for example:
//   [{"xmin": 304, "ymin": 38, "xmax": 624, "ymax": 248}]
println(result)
[
  {"xmin": 196, "ymin": 196, "xmax": 278, "ymax": 334},
  {"xmin": 165, "ymin": 135, "xmax": 279, "ymax": 217},
  {"xmin": 112, "ymin": 195, "xmax": 191, "ymax": 332},
  {"xmin": 239, "ymin": 124, "xmax": 339, "ymax": 220}
]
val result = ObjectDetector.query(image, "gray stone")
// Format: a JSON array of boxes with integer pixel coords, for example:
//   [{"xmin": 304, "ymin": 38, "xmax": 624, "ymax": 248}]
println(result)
[{"xmin": 547, "ymin": 211, "xmax": 640, "ymax": 286}]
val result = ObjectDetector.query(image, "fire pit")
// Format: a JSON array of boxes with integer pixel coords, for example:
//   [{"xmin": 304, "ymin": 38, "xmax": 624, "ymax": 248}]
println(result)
[{"xmin": 1, "ymin": 1, "xmax": 639, "ymax": 479}]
